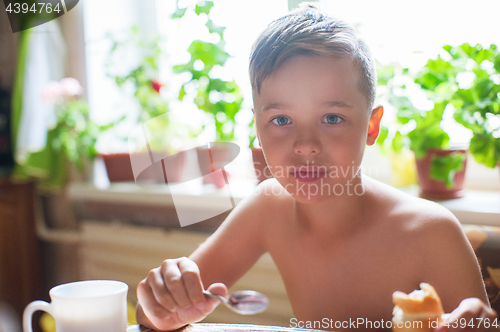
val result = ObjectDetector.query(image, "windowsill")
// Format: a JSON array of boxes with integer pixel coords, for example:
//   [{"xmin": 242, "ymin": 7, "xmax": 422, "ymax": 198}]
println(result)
[
  {"xmin": 68, "ymin": 180, "xmax": 500, "ymax": 228},
  {"xmin": 400, "ymin": 186, "xmax": 500, "ymax": 227},
  {"xmin": 68, "ymin": 179, "xmax": 253, "ymax": 210}
]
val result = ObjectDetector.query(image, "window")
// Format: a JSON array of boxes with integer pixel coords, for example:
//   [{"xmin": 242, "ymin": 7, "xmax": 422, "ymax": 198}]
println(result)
[{"xmin": 83, "ymin": 0, "xmax": 500, "ymax": 189}]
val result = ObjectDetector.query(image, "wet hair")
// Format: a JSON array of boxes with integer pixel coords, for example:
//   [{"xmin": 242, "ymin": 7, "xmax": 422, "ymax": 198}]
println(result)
[{"xmin": 249, "ymin": 3, "xmax": 376, "ymax": 110}]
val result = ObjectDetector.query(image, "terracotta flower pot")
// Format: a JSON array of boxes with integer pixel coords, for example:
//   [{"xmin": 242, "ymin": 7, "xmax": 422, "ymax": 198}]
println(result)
[
  {"xmin": 101, "ymin": 153, "xmax": 136, "ymax": 182},
  {"xmin": 415, "ymin": 148, "xmax": 467, "ymax": 200},
  {"xmin": 251, "ymin": 148, "xmax": 273, "ymax": 183},
  {"xmin": 155, "ymin": 151, "xmax": 187, "ymax": 184},
  {"xmin": 102, "ymin": 152, "xmax": 185, "ymax": 184},
  {"xmin": 196, "ymin": 142, "xmax": 239, "ymax": 188}
]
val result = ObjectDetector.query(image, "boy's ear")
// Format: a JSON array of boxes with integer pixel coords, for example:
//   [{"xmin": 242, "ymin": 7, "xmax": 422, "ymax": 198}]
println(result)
[{"xmin": 366, "ymin": 106, "xmax": 384, "ymax": 146}]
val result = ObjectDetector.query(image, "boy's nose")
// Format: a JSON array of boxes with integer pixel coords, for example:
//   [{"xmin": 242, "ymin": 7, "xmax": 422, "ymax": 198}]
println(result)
[{"xmin": 293, "ymin": 139, "xmax": 320, "ymax": 156}]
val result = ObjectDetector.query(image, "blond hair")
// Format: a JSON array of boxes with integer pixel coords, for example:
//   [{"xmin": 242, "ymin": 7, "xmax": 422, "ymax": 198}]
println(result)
[{"xmin": 249, "ymin": 3, "xmax": 376, "ymax": 110}]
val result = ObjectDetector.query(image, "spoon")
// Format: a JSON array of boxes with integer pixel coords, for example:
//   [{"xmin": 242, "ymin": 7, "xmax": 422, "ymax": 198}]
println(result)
[{"xmin": 203, "ymin": 290, "xmax": 269, "ymax": 315}]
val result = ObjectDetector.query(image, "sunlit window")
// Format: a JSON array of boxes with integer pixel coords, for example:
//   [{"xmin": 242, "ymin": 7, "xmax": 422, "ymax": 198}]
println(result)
[{"xmin": 84, "ymin": 0, "xmax": 500, "ymax": 188}]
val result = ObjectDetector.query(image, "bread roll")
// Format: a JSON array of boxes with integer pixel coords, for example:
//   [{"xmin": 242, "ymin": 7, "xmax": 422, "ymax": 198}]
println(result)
[{"xmin": 392, "ymin": 283, "xmax": 444, "ymax": 332}]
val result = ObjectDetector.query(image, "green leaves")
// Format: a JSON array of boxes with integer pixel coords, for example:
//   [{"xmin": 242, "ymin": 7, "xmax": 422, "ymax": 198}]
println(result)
[
  {"xmin": 469, "ymin": 133, "xmax": 500, "ymax": 168},
  {"xmin": 171, "ymin": 7, "xmax": 187, "ymax": 19},
  {"xmin": 195, "ymin": 1, "xmax": 214, "ymax": 15},
  {"xmin": 106, "ymin": 26, "xmax": 171, "ymax": 145},
  {"xmin": 390, "ymin": 95, "xmax": 418, "ymax": 124},
  {"xmin": 415, "ymin": 57, "xmax": 457, "ymax": 92},
  {"xmin": 376, "ymin": 63, "xmax": 395, "ymax": 86},
  {"xmin": 447, "ymin": 43, "xmax": 500, "ymax": 168},
  {"xmin": 172, "ymin": 1, "xmax": 242, "ymax": 142},
  {"xmin": 391, "ymin": 131, "xmax": 404, "ymax": 154},
  {"xmin": 430, "ymin": 153, "xmax": 465, "ymax": 187},
  {"xmin": 378, "ymin": 42, "xmax": 500, "ymax": 169},
  {"xmin": 205, "ymin": 19, "xmax": 226, "ymax": 37},
  {"xmin": 408, "ymin": 124, "xmax": 449, "ymax": 159},
  {"xmin": 406, "ymin": 101, "xmax": 450, "ymax": 159},
  {"xmin": 187, "ymin": 40, "xmax": 230, "ymax": 68},
  {"xmin": 51, "ymin": 99, "xmax": 100, "ymax": 172}
]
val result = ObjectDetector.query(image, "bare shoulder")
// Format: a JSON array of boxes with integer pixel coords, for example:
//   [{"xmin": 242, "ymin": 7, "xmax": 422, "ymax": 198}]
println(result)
[
  {"xmin": 209, "ymin": 178, "xmax": 292, "ymax": 242},
  {"xmin": 235, "ymin": 178, "xmax": 293, "ymax": 216},
  {"xmin": 364, "ymin": 177, "xmax": 487, "ymax": 308},
  {"xmin": 234, "ymin": 178, "xmax": 295, "ymax": 235},
  {"xmin": 363, "ymin": 176, "xmax": 468, "ymax": 261},
  {"xmin": 364, "ymin": 176, "xmax": 460, "ymax": 235},
  {"xmin": 252, "ymin": 177, "xmax": 294, "ymax": 204}
]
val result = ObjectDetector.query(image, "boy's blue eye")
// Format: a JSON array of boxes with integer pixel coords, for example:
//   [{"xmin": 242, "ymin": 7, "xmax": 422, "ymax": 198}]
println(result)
[
  {"xmin": 272, "ymin": 116, "xmax": 290, "ymax": 126},
  {"xmin": 323, "ymin": 114, "xmax": 341, "ymax": 124}
]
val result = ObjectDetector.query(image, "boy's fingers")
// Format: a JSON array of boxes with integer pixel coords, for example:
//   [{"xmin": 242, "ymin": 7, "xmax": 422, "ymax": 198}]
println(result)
[
  {"xmin": 441, "ymin": 313, "xmax": 451, "ymax": 321},
  {"xmin": 207, "ymin": 283, "xmax": 228, "ymax": 298},
  {"xmin": 146, "ymin": 268, "xmax": 178, "ymax": 312},
  {"xmin": 195, "ymin": 283, "xmax": 228, "ymax": 313},
  {"xmin": 437, "ymin": 313, "xmax": 450, "ymax": 328},
  {"xmin": 136, "ymin": 303, "xmax": 160, "ymax": 330},
  {"xmin": 162, "ymin": 259, "xmax": 191, "ymax": 308},
  {"xmin": 437, "ymin": 298, "xmax": 496, "ymax": 331},
  {"xmin": 178, "ymin": 258, "xmax": 205, "ymax": 305},
  {"xmin": 137, "ymin": 280, "xmax": 172, "ymax": 322},
  {"xmin": 478, "ymin": 304, "xmax": 496, "ymax": 316}
]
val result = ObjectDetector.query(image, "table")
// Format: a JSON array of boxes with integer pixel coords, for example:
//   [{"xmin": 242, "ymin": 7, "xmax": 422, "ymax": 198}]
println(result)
[{"xmin": 127, "ymin": 323, "xmax": 326, "ymax": 332}]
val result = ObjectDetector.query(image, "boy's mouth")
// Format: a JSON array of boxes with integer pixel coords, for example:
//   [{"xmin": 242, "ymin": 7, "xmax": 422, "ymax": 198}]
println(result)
[{"xmin": 290, "ymin": 167, "xmax": 327, "ymax": 182}]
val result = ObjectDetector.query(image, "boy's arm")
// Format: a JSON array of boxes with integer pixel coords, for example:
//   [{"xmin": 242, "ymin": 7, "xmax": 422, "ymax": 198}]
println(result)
[
  {"xmin": 189, "ymin": 183, "xmax": 271, "ymax": 288},
  {"xmin": 417, "ymin": 212, "xmax": 488, "ymax": 310},
  {"xmin": 136, "ymin": 182, "xmax": 271, "ymax": 330},
  {"xmin": 416, "ymin": 209, "xmax": 498, "ymax": 330}
]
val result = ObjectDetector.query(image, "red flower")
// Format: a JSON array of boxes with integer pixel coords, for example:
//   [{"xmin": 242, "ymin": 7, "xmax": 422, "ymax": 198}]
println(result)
[{"xmin": 151, "ymin": 80, "xmax": 162, "ymax": 93}]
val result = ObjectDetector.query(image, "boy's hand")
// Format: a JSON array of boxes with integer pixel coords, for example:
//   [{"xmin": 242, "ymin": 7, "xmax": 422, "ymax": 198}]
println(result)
[
  {"xmin": 437, "ymin": 298, "xmax": 498, "ymax": 331},
  {"xmin": 136, "ymin": 257, "xmax": 228, "ymax": 331}
]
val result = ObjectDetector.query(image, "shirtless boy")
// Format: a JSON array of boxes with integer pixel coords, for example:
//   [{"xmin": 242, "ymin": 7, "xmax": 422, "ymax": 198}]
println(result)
[{"xmin": 137, "ymin": 4, "xmax": 497, "ymax": 331}]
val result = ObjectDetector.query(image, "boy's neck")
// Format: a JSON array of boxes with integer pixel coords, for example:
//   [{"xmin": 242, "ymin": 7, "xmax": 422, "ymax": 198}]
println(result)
[{"xmin": 292, "ymin": 175, "xmax": 371, "ymax": 238}]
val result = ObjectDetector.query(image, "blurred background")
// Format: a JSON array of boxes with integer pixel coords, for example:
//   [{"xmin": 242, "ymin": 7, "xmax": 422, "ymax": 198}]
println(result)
[{"xmin": 0, "ymin": 0, "xmax": 499, "ymax": 331}]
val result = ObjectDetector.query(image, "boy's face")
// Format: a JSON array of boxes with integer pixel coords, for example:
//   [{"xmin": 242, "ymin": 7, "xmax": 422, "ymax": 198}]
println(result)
[{"xmin": 253, "ymin": 55, "xmax": 382, "ymax": 203}]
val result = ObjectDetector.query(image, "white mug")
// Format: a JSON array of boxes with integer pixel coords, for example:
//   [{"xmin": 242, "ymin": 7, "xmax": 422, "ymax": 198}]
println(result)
[{"xmin": 23, "ymin": 280, "xmax": 128, "ymax": 332}]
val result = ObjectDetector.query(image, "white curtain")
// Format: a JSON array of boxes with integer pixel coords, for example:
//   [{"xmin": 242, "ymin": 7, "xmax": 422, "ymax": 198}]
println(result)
[{"xmin": 16, "ymin": 20, "xmax": 66, "ymax": 163}]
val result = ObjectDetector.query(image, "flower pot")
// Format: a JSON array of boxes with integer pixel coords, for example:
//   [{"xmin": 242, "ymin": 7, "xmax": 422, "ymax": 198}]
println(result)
[
  {"xmin": 102, "ymin": 153, "xmax": 135, "ymax": 182},
  {"xmin": 102, "ymin": 152, "xmax": 185, "ymax": 184},
  {"xmin": 196, "ymin": 142, "xmax": 239, "ymax": 188},
  {"xmin": 153, "ymin": 151, "xmax": 187, "ymax": 184},
  {"xmin": 251, "ymin": 148, "xmax": 273, "ymax": 183},
  {"xmin": 415, "ymin": 148, "xmax": 467, "ymax": 200}
]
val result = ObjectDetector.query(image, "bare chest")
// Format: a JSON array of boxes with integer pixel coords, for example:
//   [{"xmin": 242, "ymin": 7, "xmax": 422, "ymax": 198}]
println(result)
[{"xmin": 267, "ymin": 227, "xmax": 420, "ymax": 331}]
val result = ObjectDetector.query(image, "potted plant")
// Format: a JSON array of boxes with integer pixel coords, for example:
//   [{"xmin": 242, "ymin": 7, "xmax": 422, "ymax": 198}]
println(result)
[
  {"xmin": 449, "ymin": 43, "xmax": 500, "ymax": 173},
  {"xmin": 103, "ymin": 27, "xmax": 186, "ymax": 183},
  {"xmin": 377, "ymin": 54, "xmax": 469, "ymax": 200},
  {"xmin": 171, "ymin": 1, "xmax": 244, "ymax": 187},
  {"xmin": 13, "ymin": 78, "xmax": 113, "ymax": 189}
]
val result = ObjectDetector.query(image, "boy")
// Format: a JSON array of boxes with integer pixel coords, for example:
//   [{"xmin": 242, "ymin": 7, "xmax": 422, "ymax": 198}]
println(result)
[{"xmin": 137, "ymin": 4, "xmax": 497, "ymax": 331}]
